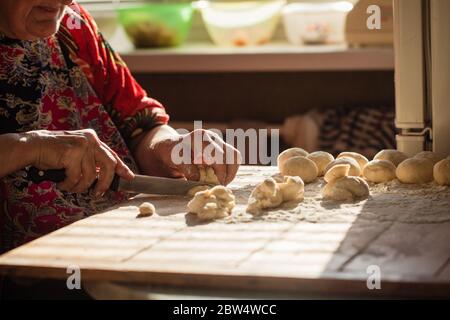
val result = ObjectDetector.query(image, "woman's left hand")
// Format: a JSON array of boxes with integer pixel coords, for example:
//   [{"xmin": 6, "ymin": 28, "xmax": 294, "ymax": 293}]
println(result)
[{"xmin": 131, "ymin": 125, "xmax": 242, "ymax": 186}]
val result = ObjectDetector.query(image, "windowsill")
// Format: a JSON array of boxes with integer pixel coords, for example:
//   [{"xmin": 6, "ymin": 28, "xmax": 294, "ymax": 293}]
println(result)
[{"xmin": 117, "ymin": 42, "xmax": 394, "ymax": 73}]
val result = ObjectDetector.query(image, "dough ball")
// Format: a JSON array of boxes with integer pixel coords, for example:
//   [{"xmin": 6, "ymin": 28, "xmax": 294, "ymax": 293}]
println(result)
[
  {"xmin": 363, "ymin": 160, "xmax": 396, "ymax": 183},
  {"xmin": 199, "ymin": 166, "xmax": 220, "ymax": 184},
  {"xmin": 187, "ymin": 185, "xmax": 210, "ymax": 197},
  {"xmin": 246, "ymin": 178, "xmax": 283, "ymax": 215},
  {"xmin": 323, "ymin": 176, "xmax": 370, "ymax": 201},
  {"xmin": 337, "ymin": 152, "xmax": 369, "ymax": 171},
  {"xmin": 414, "ymin": 151, "xmax": 444, "ymax": 165},
  {"xmin": 396, "ymin": 158, "xmax": 434, "ymax": 184},
  {"xmin": 325, "ymin": 157, "xmax": 361, "ymax": 177},
  {"xmin": 187, "ymin": 186, "xmax": 235, "ymax": 220},
  {"xmin": 138, "ymin": 202, "xmax": 156, "ymax": 217},
  {"xmin": 280, "ymin": 156, "xmax": 318, "ymax": 183},
  {"xmin": 434, "ymin": 158, "xmax": 450, "ymax": 186},
  {"xmin": 278, "ymin": 176, "xmax": 305, "ymax": 202},
  {"xmin": 277, "ymin": 148, "xmax": 309, "ymax": 171},
  {"xmin": 306, "ymin": 151, "xmax": 334, "ymax": 176},
  {"xmin": 324, "ymin": 164, "xmax": 351, "ymax": 183},
  {"xmin": 373, "ymin": 149, "xmax": 408, "ymax": 167}
]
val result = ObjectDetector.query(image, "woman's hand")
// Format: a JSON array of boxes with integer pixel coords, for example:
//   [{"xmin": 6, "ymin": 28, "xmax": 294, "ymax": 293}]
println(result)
[
  {"xmin": 132, "ymin": 126, "xmax": 241, "ymax": 186},
  {"xmin": 28, "ymin": 129, "xmax": 134, "ymax": 196}
]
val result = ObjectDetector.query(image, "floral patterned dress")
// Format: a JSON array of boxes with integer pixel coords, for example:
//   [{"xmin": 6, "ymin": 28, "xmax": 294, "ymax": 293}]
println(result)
[{"xmin": 0, "ymin": 3, "xmax": 169, "ymax": 252}]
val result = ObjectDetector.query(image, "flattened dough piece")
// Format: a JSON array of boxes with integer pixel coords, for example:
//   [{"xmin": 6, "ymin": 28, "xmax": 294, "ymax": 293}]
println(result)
[
  {"xmin": 307, "ymin": 151, "xmax": 334, "ymax": 176},
  {"xmin": 337, "ymin": 152, "xmax": 369, "ymax": 171},
  {"xmin": 324, "ymin": 164, "xmax": 351, "ymax": 183},
  {"xmin": 280, "ymin": 156, "xmax": 318, "ymax": 183},
  {"xmin": 323, "ymin": 176, "xmax": 370, "ymax": 201},
  {"xmin": 414, "ymin": 151, "xmax": 444, "ymax": 165},
  {"xmin": 363, "ymin": 160, "xmax": 396, "ymax": 183},
  {"xmin": 277, "ymin": 148, "xmax": 309, "ymax": 171},
  {"xmin": 434, "ymin": 158, "xmax": 450, "ymax": 186},
  {"xmin": 187, "ymin": 186, "xmax": 235, "ymax": 220},
  {"xmin": 396, "ymin": 158, "xmax": 434, "ymax": 184},
  {"xmin": 325, "ymin": 157, "xmax": 361, "ymax": 177},
  {"xmin": 373, "ymin": 149, "xmax": 408, "ymax": 167}
]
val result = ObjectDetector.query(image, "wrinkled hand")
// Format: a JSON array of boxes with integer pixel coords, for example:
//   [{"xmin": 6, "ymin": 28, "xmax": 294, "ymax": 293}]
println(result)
[
  {"xmin": 28, "ymin": 129, "xmax": 134, "ymax": 196},
  {"xmin": 134, "ymin": 127, "xmax": 241, "ymax": 186}
]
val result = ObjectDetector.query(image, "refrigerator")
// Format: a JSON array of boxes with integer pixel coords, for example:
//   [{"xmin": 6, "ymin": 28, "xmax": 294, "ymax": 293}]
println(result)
[{"xmin": 394, "ymin": 0, "xmax": 450, "ymax": 157}]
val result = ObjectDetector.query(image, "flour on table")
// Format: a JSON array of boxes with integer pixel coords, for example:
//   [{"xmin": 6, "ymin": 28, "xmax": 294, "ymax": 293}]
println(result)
[
  {"xmin": 220, "ymin": 168, "xmax": 450, "ymax": 225},
  {"xmin": 133, "ymin": 166, "xmax": 450, "ymax": 226}
]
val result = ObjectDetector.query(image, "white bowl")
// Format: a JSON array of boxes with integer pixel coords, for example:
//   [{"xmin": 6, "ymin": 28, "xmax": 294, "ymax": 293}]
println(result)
[
  {"xmin": 196, "ymin": 0, "xmax": 286, "ymax": 47},
  {"xmin": 282, "ymin": 1, "xmax": 353, "ymax": 45}
]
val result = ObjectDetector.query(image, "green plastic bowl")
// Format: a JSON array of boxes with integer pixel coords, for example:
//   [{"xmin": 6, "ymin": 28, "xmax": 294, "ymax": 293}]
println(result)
[{"xmin": 117, "ymin": 3, "xmax": 194, "ymax": 48}]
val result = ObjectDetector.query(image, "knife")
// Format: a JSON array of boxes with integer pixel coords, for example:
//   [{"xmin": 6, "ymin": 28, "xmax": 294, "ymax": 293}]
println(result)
[{"xmin": 26, "ymin": 167, "xmax": 217, "ymax": 196}]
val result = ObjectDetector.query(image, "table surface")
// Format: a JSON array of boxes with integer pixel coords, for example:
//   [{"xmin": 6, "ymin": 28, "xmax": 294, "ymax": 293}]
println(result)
[{"xmin": 0, "ymin": 166, "xmax": 449, "ymax": 299}]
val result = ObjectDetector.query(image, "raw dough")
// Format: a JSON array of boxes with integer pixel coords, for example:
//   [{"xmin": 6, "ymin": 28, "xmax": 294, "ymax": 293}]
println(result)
[
  {"xmin": 324, "ymin": 164, "xmax": 351, "ymax": 183},
  {"xmin": 278, "ymin": 176, "xmax": 305, "ymax": 202},
  {"xmin": 363, "ymin": 160, "xmax": 396, "ymax": 183},
  {"xmin": 337, "ymin": 152, "xmax": 369, "ymax": 171},
  {"xmin": 323, "ymin": 176, "xmax": 370, "ymax": 201},
  {"xmin": 325, "ymin": 157, "xmax": 361, "ymax": 177},
  {"xmin": 280, "ymin": 156, "xmax": 318, "ymax": 183},
  {"xmin": 306, "ymin": 151, "xmax": 334, "ymax": 176},
  {"xmin": 186, "ymin": 166, "xmax": 220, "ymax": 197},
  {"xmin": 373, "ymin": 149, "xmax": 408, "ymax": 167},
  {"xmin": 187, "ymin": 185, "xmax": 210, "ymax": 197},
  {"xmin": 187, "ymin": 186, "xmax": 235, "ymax": 220},
  {"xmin": 414, "ymin": 151, "xmax": 444, "ymax": 165},
  {"xmin": 277, "ymin": 148, "xmax": 309, "ymax": 171},
  {"xmin": 434, "ymin": 158, "xmax": 450, "ymax": 186},
  {"xmin": 138, "ymin": 202, "xmax": 156, "ymax": 217},
  {"xmin": 322, "ymin": 160, "xmax": 369, "ymax": 201},
  {"xmin": 247, "ymin": 176, "xmax": 305, "ymax": 214},
  {"xmin": 199, "ymin": 166, "xmax": 220, "ymax": 185},
  {"xmin": 396, "ymin": 158, "xmax": 434, "ymax": 184},
  {"xmin": 246, "ymin": 178, "xmax": 283, "ymax": 214}
]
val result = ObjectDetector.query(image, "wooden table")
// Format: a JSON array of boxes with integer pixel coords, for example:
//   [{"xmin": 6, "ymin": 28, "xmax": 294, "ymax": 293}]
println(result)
[{"xmin": 0, "ymin": 166, "xmax": 449, "ymax": 299}]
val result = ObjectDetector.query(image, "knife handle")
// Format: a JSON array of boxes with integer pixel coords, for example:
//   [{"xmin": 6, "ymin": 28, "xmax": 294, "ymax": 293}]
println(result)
[{"xmin": 27, "ymin": 167, "xmax": 121, "ymax": 192}]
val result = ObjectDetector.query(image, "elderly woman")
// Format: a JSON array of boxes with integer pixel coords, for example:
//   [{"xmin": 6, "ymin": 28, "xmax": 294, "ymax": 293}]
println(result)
[{"xmin": 0, "ymin": 0, "xmax": 240, "ymax": 253}]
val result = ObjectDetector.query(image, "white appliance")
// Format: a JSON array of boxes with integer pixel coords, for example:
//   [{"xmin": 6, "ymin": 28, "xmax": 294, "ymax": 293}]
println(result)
[{"xmin": 394, "ymin": 0, "xmax": 450, "ymax": 157}]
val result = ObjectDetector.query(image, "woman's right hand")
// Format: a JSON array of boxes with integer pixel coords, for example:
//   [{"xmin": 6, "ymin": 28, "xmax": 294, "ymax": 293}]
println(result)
[{"xmin": 27, "ymin": 129, "xmax": 135, "ymax": 197}]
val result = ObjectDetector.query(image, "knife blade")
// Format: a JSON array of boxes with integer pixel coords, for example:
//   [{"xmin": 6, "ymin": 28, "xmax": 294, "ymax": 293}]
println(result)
[
  {"xmin": 26, "ymin": 167, "xmax": 216, "ymax": 196},
  {"xmin": 115, "ymin": 174, "xmax": 216, "ymax": 195}
]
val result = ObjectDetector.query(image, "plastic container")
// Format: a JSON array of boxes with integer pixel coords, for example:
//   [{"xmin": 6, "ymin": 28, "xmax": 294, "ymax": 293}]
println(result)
[
  {"xmin": 196, "ymin": 0, "xmax": 286, "ymax": 47},
  {"xmin": 282, "ymin": 1, "xmax": 353, "ymax": 45},
  {"xmin": 117, "ymin": 3, "xmax": 194, "ymax": 48}
]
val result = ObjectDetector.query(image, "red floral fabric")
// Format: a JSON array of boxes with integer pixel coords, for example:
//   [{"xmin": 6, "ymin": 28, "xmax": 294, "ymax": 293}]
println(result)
[{"xmin": 0, "ymin": 3, "xmax": 169, "ymax": 252}]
